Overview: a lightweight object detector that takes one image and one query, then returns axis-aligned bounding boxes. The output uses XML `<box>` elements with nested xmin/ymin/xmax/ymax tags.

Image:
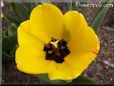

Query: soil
<box><xmin>2</xmin><ymin>61</ymin><xmax>39</xmax><ymax>85</ymax></box>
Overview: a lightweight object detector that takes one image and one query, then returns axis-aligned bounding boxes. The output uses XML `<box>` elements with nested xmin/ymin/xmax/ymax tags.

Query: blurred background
<box><xmin>1</xmin><ymin>0</ymin><xmax>114</xmax><ymax>85</ymax></box>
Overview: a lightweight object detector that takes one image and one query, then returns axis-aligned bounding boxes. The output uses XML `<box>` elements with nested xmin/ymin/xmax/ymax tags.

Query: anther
<box><xmin>48</xmin><ymin>50</ymin><xmax>53</xmax><ymax>54</ymax></box>
<box><xmin>55</xmin><ymin>56</ymin><xmax>64</xmax><ymax>63</ymax></box>
<box><xmin>44</xmin><ymin>38</ymin><xmax>70</xmax><ymax>63</ymax></box>
<box><xmin>51</xmin><ymin>37</ymin><xmax>57</xmax><ymax>42</ymax></box>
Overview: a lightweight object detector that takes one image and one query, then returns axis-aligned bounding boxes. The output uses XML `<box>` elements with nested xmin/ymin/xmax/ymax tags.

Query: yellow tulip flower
<box><xmin>15</xmin><ymin>3</ymin><xmax>100</xmax><ymax>80</ymax></box>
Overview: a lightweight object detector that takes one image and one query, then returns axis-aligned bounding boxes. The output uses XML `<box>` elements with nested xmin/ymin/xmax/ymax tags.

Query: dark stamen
<box><xmin>58</xmin><ymin>39</ymin><xmax>67</xmax><ymax>47</ymax></box>
<box><xmin>43</xmin><ymin>38</ymin><xmax>70</xmax><ymax>63</ymax></box>
<box><xmin>55</xmin><ymin>56</ymin><xmax>64</xmax><ymax>63</ymax></box>
<box><xmin>44</xmin><ymin>44</ymin><xmax>53</xmax><ymax>51</ymax></box>
<box><xmin>46</xmin><ymin>52</ymin><xmax>55</xmax><ymax>60</ymax></box>
<box><xmin>60</xmin><ymin>47</ymin><xmax>70</xmax><ymax>58</ymax></box>
<box><xmin>51</xmin><ymin>37</ymin><xmax>57</xmax><ymax>42</ymax></box>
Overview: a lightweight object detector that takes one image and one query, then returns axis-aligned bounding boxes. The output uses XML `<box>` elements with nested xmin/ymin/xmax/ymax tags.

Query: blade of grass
<box><xmin>11</xmin><ymin>3</ymin><xmax>22</xmax><ymax>22</ymax></box>
<box><xmin>40</xmin><ymin>0</ymin><xmax>51</xmax><ymax>3</ymax></box>
<box><xmin>11</xmin><ymin>2</ymin><xmax>29</xmax><ymax>22</ymax></box>
<box><xmin>89</xmin><ymin>0</ymin><xmax>108</xmax><ymax>25</ymax></box>
<box><xmin>27</xmin><ymin>3</ymin><xmax>36</xmax><ymax>14</ymax></box>
<box><xmin>82</xmin><ymin>7</ymin><xmax>88</xmax><ymax>18</ymax></box>
<box><xmin>68</xmin><ymin>0</ymin><xmax>73</xmax><ymax>10</ymax></box>
<box><xmin>4</xmin><ymin>15</ymin><xmax>20</xmax><ymax>26</ymax></box>
<box><xmin>73</xmin><ymin>0</ymin><xmax>80</xmax><ymax>10</ymax></box>
<box><xmin>90</xmin><ymin>0</ymin><xmax>113</xmax><ymax>32</ymax></box>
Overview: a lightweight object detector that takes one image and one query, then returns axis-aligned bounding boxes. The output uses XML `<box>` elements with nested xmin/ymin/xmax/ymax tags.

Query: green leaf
<box><xmin>11</xmin><ymin>2</ymin><xmax>29</xmax><ymax>22</ymax></box>
<box><xmin>8</xmin><ymin>23</ymin><xmax>17</xmax><ymax>36</ymax></box>
<box><xmin>26</xmin><ymin>3</ymin><xmax>36</xmax><ymax>15</ymax></box>
<box><xmin>2</xmin><ymin>24</ymin><xmax>18</xmax><ymax>60</ymax></box>
<box><xmin>70</xmin><ymin>75</ymin><xmax>93</xmax><ymax>84</ymax></box>
<box><xmin>90</xmin><ymin>0</ymin><xmax>113</xmax><ymax>32</ymax></box>
<box><xmin>2</xmin><ymin>36</ymin><xmax>17</xmax><ymax>60</ymax></box>
<box><xmin>33</xmin><ymin>74</ymin><xmax>69</xmax><ymax>85</ymax></box>
<box><xmin>4</xmin><ymin>14</ymin><xmax>20</xmax><ymax>26</ymax></box>
<box><xmin>33</xmin><ymin>74</ymin><xmax>92</xmax><ymax>85</ymax></box>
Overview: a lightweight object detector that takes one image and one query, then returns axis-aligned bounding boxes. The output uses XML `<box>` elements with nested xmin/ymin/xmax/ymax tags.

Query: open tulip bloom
<box><xmin>15</xmin><ymin>3</ymin><xmax>100</xmax><ymax>80</ymax></box>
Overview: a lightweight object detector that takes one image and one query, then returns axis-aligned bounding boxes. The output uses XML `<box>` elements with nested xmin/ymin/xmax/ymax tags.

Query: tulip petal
<box><xmin>63</xmin><ymin>11</ymin><xmax>100</xmax><ymax>79</ymax></box>
<box><xmin>30</xmin><ymin>3</ymin><xmax>64</xmax><ymax>43</ymax></box>
<box><xmin>18</xmin><ymin>20</ymin><xmax>44</xmax><ymax>50</ymax></box>
<box><xmin>64</xmin><ymin>11</ymin><xmax>99</xmax><ymax>54</ymax></box>
<box><xmin>63</xmin><ymin>11</ymin><xmax>87</xmax><ymax>42</ymax></box>
<box><xmin>48</xmin><ymin>62</ymin><xmax>80</xmax><ymax>80</ymax></box>
<box><xmin>68</xmin><ymin>26</ymin><xmax>99</xmax><ymax>54</ymax></box>
<box><xmin>15</xmin><ymin>47</ymin><xmax>55</xmax><ymax>74</ymax></box>
<box><xmin>65</xmin><ymin>52</ymin><xmax>97</xmax><ymax>76</ymax></box>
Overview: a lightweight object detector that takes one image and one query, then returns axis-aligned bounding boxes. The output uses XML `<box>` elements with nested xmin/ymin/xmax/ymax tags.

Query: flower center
<box><xmin>44</xmin><ymin>38</ymin><xmax>70</xmax><ymax>63</ymax></box>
